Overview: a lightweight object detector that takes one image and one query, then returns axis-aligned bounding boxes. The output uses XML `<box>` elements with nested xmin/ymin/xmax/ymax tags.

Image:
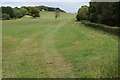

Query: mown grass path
<box><xmin>2</xmin><ymin>12</ymin><xmax>118</xmax><ymax>78</ymax></box>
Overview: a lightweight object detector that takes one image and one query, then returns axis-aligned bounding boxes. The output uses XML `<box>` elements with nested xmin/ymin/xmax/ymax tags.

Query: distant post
<box><xmin>54</xmin><ymin>8</ymin><xmax>60</xmax><ymax>19</ymax></box>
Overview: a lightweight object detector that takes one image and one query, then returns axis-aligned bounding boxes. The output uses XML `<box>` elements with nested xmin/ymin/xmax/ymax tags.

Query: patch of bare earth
<box><xmin>72</xmin><ymin>41</ymin><xmax>81</xmax><ymax>45</ymax></box>
<box><xmin>24</xmin><ymin>15</ymin><xmax>32</xmax><ymax>18</ymax></box>
<box><xmin>3</xmin><ymin>36</ymin><xmax>17</xmax><ymax>42</ymax></box>
<box><xmin>101</xmin><ymin>34</ymin><xmax>110</xmax><ymax>37</ymax></box>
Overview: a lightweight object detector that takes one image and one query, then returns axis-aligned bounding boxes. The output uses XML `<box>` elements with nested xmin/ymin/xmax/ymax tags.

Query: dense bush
<box><xmin>13</xmin><ymin>8</ymin><xmax>23</xmax><ymax>18</ymax></box>
<box><xmin>76</xmin><ymin>2</ymin><xmax>120</xmax><ymax>27</ymax></box>
<box><xmin>89</xmin><ymin>2</ymin><xmax>120</xmax><ymax>27</ymax></box>
<box><xmin>81</xmin><ymin>20</ymin><xmax>119</xmax><ymax>35</ymax></box>
<box><xmin>76</xmin><ymin>2</ymin><xmax>120</xmax><ymax>35</ymax></box>
<box><xmin>29</xmin><ymin>7</ymin><xmax>40</xmax><ymax>18</ymax></box>
<box><xmin>76</xmin><ymin>6</ymin><xmax>89</xmax><ymax>21</ymax></box>
<box><xmin>2</xmin><ymin>13</ymin><xmax>11</xmax><ymax>20</ymax></box>
<box><xmin>36</xmin><ymin>6</ymin><xmax>65</xmax><ymax>12</ymax></box>
<box><xmin>20</xmin><ymin>8</ymin><xmax>28</xmax><ymax>16</ymax></box>
<box><xmin>1</xmin><ymin>5</ymin><xmax>65</xmax><ymax>20</ymax></box>
<box><xmin>2</xmin><ymin>6</ymin><xmax>14</xmax><ymax>18</ymax></box>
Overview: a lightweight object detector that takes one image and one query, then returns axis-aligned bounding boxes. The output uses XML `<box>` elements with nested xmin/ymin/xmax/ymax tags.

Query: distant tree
<box><xmin>38</xmin><ymin>6</ymin><xmax>48</xmax><ymax>11</ymax></box>
<box><xmin>2</xmin><ymin>6</ymin><xmax>14</xmax><ymax>18</ymax></box>
<box><xmin>2</xmin><ymin>13</ymin><xmax>10</xmax><ymax>20</ymax></box>
<box><xmin>76</xmin><ymin>6</ymin><xmax>89</xmax><ymax>21</ymax></box>
<box><xmin>35</xmin><ymin>6</ymin><xmax>65</xmax><ymax>12</ymax></box>
<box><xmin>35</xmin><ymin>6</ymin><xmax>42</xmax><ymax>11</ymax></box>
<box><xmin>29</xmin><ymin>7</ymin><xmax>40</xmax><ymax>18</ymax></box>
<box><xmin>56</xmin><ymin>8</ymin><xmax>65</xmax><ymax>12</ymax></box>
<box><xmin>54</xmin><ymin>8</ymin><xmax>60</xmax><ymax>19</ymax></box>
<box><xmin>13</xmin><ymin>8</ymin><xmax>23</xmax><ymax>18</ymax></box>
<box><xmin>21</xmin><ymin>6</ymin><xmax>29</xmax><ymax>11</ymax></box>
<box><xmin>20</xmin><ymin>8</ymin><xmax>28</xmax><ymax>16</ymax></box>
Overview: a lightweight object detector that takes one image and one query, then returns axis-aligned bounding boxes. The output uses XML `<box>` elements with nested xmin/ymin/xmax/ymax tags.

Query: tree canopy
<box><xmin>2</xmin><ymin>6</ymin><xmax>14</xmax><ymax>18</ymax></box>
<box><xmin>1</xmin><ymin>5</ymin><xmax>65</xmax><ymax>20</ymax></box>
<box><xmin>28</xmin><ymin>7</ymin><xmax>40</xmax><ymax>18</ymax></box>
<box><xmin>76</xmin><ymin>6</ymin><xmax>89</xmax><ymax>21</ymax></box>
<box><xmin>76</xmin><ymin>2</ymin><xmax>120</xmax><ymax>27</ymax></box>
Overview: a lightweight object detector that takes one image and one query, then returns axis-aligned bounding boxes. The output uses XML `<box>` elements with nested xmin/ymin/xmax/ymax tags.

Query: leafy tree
<box><xmin>89</xmin><ymin>2</ymin><xmax>120</xmax><ymax>26</ymax></box>
<box><xmin>2</xmin><ymin>13</ymin><xmax>10</xmax><ymax>20</ymax></box>
<box><xmin>20</xmin><ymin>8</ymin><xmax>28</xmax><ymax>16</ymax></box>
<box><xmin>111</xmin><ymin>2</ymin><xmax>120</xmax><ymax>26</ymax></box>
<box><xmin>21</xmin><ymin>6</ymin><xmax>29</xmax><ymax>11</ymax></box>
<box><xmin>13</xmin><ymin>8</ymin><xmax>23</xmax><ymax>18</ymax></box>
<box><xmin>2</xmin><ymin>6</ymin><xmax>14</xmax><ymax>18</ymax></box>
<box><xmin>76</xmin><ymin>6</ymin><xmax>89</xmax><ymax>21</ymax></box>
<box><xmin>35</xmin><ymin>6</ymin><xmax>65</xmax><ymax>12</ymax></box>
<box><xmin>29</xmin><ymin>7</ymin><xmax>40</xmax><ymax>18</ymax></box>
<box><xmin>76</xmin><ymin>2</ymin><xmax>120</xmax><ymax>27</ymax></box>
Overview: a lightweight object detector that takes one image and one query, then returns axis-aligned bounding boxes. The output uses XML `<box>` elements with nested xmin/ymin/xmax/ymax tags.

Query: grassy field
<box><xmin>2</xmin><ymin>12</ymin><xmax>118</xmax><ymax>78</ymax></box>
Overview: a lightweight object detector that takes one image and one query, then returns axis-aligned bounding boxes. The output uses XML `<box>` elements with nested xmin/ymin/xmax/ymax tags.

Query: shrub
<box><xmin>89</xmin><ymin>2</ymin><xmax>120</xmax><ymax>27</ymax></box>
<box><xmin>2</xmin><ymin>13</ymin><xmax>10</xmax><ymax>20</ymax></box>
<box><xmin>13</xmin><ymin>8</ymin><xmax>23</xmax><ymax>18</ymax></box>
<box><xmin>2</xmin><ymin>6</ymin><xmax>14</xmax><ymax>18</ymax></box>
<box><xmin>76</xmin><ymin>6</ymin><xmax>89</xmax><ymax>21</ymax></box>
<box><xmin>20</xmin><ymin>8</ymin><xmax>28</xmax><ymax>16</ymax></box>
<box><xmin>81</xmin><ymin>20</ymin><xmax>119</xmax><ymax>35</ymax></box>
<box><xmin>29</xmin><ymin>7</ymin><xmax>40</xmax><ymax>18</ymax></box>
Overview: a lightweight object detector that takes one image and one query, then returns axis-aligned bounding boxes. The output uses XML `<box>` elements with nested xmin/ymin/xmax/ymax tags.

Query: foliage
<box><xmin>28</xmin><ymin>7</ymin><xmax>40</xmax><ymax>18</ymax></box>
<box><xmin>20</xmin><ymin>8</ymin><xmax>28</xmax><ymax>16</ymax></box>
<box><xmin>13</xmin><ymin>8</ymin><xmax>23</xmax><ymax>18</ymax></box>
<box><xmin>2</xmin><ymin>6</ymin><xmax>14</xmax><ymax>18</ymax></box>
<box><xmin>76</xmin><ymin>2</ymin><xmax>120</xmax><ymax>27</ymax></box>
<box><xmin>36</xmin><ymin>6</ymin><xmax>65</xmax><ymax>12</ymax></box>
<box><xmin>81</xmin><ymin>20</ymin><xmax>119</xmax><ymax>35</ymax></box>
<box><xmin>2</xmin><ymin>13</ymin><xmax>11</xmax><ymax>20</ymax></box>
<box><xmin>1</xmin><ymin>6</ymin><xmax>65</xmax><ymax>20</ymax></box>
<box><xmin>89</xmin><ymin>2</ymin><xmax>120</xmax><ymax>26</ymax></box>
<box><xmin>76</xmin><ymin>6</ymin><xmax>89</xmax><ymax>21</ymax></box>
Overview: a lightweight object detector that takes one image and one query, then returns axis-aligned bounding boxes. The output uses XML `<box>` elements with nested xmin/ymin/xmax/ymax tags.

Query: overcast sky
<box><xmin>1</xmin><ymin>0</ymin><xmax>90</xmax><ymax>13</ymax></box>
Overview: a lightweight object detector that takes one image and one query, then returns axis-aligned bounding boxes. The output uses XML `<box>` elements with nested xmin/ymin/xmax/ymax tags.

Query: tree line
<box><xmin>76</xmin><ymin>2</ymin><xmax>120</xmax><ymax>27</ymax></box>
<box><xmin>0</xmin><ymin>6</ymin><xmax>65</xmax><ymax>20</ymax></box>
<box><xmin>35</xmin><ymin>6</ymin><xmax>65</xmax><ymax>12</ymax></box>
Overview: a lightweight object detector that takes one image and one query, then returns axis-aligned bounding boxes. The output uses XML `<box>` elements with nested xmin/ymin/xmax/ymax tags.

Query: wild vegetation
<box><xmin>35</xmin><ymin>6</ymin><xmax>65</xmax><ymax>12</ymax></box>
<box><xmin>28</xmin><ymin>7</ymin><xmax>40</xmax><ymax>18</ymax></box>
<box><xmin>1</xmin><ymin>6</ymin><xmax>65</xmax><ymax>20</ymax></box>
<box><xmin>76</xmin><ymin>2</ymin><xmax>120</xmax><ymax>27</ymax></box>
<box><xmin>76</xmin><ymin>6</ymin><xmax>89</xmax><ymax>21</ymax></box>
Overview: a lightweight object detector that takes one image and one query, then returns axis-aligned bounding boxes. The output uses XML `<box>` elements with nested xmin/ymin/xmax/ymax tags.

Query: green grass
<box><xmin>2</xmin><ymin>11</ymin><xmax>118</xmax><ymax>78</ymax></box>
